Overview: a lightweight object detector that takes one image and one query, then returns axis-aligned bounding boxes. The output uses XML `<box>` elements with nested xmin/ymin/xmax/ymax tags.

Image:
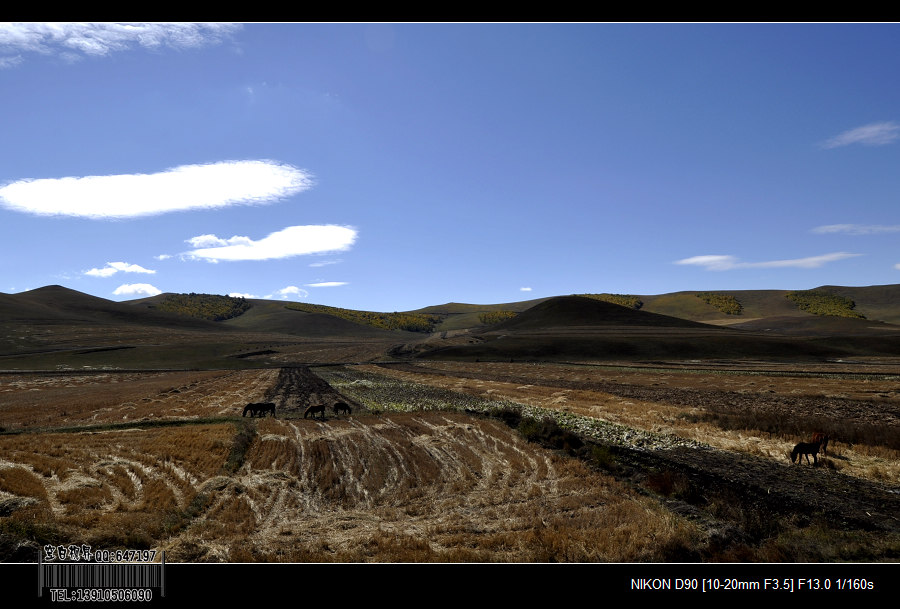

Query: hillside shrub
<box><xmin>155</xmin><ymin>293</ymin><xmax>251</xmax><ymax>321</ymax></box>
<box><xmin>478</xmin><ymin>310</ymin><xmax>518</xmax><ymax>325</ymax></box>
<box><xmin>785</xmin><ymin>290</ymin><xmax>865</xmax><ymax>319</ymax></box>
<box><xmin>696</xmin><ymin>292</ymin><xmax>743</xmax><ymax>315</ymax></box>
<box><xmin>285</xmin><ymin>303</ymin><xmax>442</xmax><ymax>332</ymax></box>
<box><xmin>576</xmin><ymin>293</ymin><xmax>643</xmax><ymax>309</ymax></box>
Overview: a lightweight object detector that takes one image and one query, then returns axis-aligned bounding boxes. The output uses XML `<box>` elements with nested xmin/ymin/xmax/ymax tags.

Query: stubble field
<box><xmin>1</xmin><ymin>359</ymin><xmax>898</xmax><ymax>563</ymax></box>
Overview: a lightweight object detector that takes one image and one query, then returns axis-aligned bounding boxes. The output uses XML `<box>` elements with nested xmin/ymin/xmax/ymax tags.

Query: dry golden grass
<box><xmin>0</xmin><ymin>369</ymin><xmax>278</xmax><ymax>430</ymax></box>
<box><xmin>4</xmin><ymin>361</ymin><xmax>894</xmax><ymax>563</ymax></box>
<box><xmin>160</xmin><ymin>411</ymin><xmax>701</xmax><ymax>562</ymax></box>
<box><xmin>365</xmin><ymin>362</ymin><xmax>900</xmax><ymax>484</ymax></box>
<box><xmin>0</xmin><ymin>423</ymin><xmax>235</xmax><ymax>549</ymax></box>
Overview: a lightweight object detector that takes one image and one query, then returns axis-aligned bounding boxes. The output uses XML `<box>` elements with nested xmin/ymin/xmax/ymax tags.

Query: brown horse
<box><xmin>791</xmin><ymin>440</ymin><xmax>823</xmax><ymax>466</ymax></box>
<box><xmin>333</xmin><ymin>402</ymin><xmax>351</xmax><ymax>416</ymax></box>
<box><xmin>811</xmin><ymin>432</ymin><xmax>829</xmax><ymax>455</ymax></box>
<box><xmin>304</xmin><ymin>404</ymin><xmax>326</xmax><ymax>420</ymax></box>
<box><xmin>243</xmin><ymin>402</ymin><xmax>276</xmax><ymax>417</ymax></box>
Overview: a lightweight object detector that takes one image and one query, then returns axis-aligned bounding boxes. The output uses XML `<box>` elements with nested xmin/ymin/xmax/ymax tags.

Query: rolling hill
<box><xmin>1</xmin><ymin>283</ymin><xmax>899</xmax><ymax>368</ymax></box>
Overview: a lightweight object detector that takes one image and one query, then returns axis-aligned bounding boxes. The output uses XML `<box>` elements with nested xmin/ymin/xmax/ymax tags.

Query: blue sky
<box><xmin>1</xmin><ymin>22</ymin><xmax>899</xmax><ymax>312</ymax></box>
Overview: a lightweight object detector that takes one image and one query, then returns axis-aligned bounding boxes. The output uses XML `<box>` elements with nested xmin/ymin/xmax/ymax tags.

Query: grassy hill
<box><xmin>3</xmin><ymin>283</ymin><xmax>900</xmax><ymax>369</ymax></box>
<box><xmin>815</xmin><ymin>284</ymin><xmax>900</xmax><ymax>325</ymax></box>
<box><xmin>487</xmin><ymin>295</ymin><xmax>716</xmax><ymax>331</ymax></box>
<box><xmin>411</xmin><ymin>298</ymin><xmax>551</xmax><ymax>331</ymax></box>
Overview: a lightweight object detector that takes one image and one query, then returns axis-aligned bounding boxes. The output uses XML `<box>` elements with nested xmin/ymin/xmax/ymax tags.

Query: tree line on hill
<box><xmin>785</xmin><ymin>290</ymin><xmax>865</xmax><ymax>319</ymax></box>
<box><xmin>576</xmin><ymin>293</ymin><xmax>644</xmax><ymax>309</ymax></box>
<box><xmin>284</xmin><ymin>302</ymin><xmax>443</xmax><ymax>332</ymax></box>
<box><xmin>696</xmin><ymin>292</ymin><xmax>743</xmax><ymax>315</ymax></box>
<box><xmin>153</xmin><ymin>293</ymin><xmax>251</xmax><ymax>321</ymax></box>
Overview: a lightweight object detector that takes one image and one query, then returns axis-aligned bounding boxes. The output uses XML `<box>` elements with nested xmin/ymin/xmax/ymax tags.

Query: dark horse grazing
<box><xmin>304</xmin><ymin>404</ymin><xmax>326</xmax><ymax>420</ymax></box>
<box><xmin>811</xmin><ymin>432</ymin><xmax>829</xmax><ymax>455</ymax></box>
<box><xmin>791</xmin><ymin>440</ymin><xmax>823</xmax><ymax>465</ymax></box>
<box><xmin>243</xmin><ymin>402</ymin><xmax>276</xmax><ymax>417</ymax></box>
<box><xmin>333</xmin><ymin>402</ymin><xmax>351</xmax><ymax>416</ymax></box>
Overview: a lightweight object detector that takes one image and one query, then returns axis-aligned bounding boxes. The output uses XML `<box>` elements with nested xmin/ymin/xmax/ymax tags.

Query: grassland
<box><xmin>2</xmin><ymin>359</ymin><xmax>898</xmax><ymax>564</ymax></box>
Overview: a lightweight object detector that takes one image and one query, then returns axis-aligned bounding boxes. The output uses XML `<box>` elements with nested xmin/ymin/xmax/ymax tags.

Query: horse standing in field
<box><xmin>304</xmin><ymin>404</ymin><xmax>326</xmax><ymax>420</ymax></box>
<box><xmin>243</xmin><ymin>402</ymin><xmax>277</xmax><ymax>417</ymax></box>
<box><xmin>811</xmin><ymin>432</ymin><xmax>829</xmax><ymax>455</ymax></box>
<box><xmin>333</xmin><ymin>402</ymin><xmax>351</xmax><ymax>416</ymax></box>
<box><xmin>791</xmin><ymin>440</ymin><xmax>823</xmax><ymax>466</ymax></box>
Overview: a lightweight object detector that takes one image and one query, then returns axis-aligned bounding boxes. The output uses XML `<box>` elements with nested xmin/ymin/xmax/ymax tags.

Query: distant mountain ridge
<box><xmin>2</xmin><ymin>284</ymin><xmax>900</xmax><ymax>366</ymax></box>
<box><xmin>4</xmin><ymin>282</ymin><xmax>900</xmax><ymax>339</ymax></box>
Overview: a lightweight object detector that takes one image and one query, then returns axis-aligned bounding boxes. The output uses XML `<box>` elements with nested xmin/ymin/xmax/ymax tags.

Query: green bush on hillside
<box><xmin>155</xmin><ymin>293</ymin><xmax>251</xmax><ymax>321</ymax></box>
<box><xmin>576</xmin><ymin>293</ymin><xmax>643</xmax><ymax>309</ymax></box>
<box><xmin>785</xmin><ymin>290</ymin><xmax>865</xmax><ymax>319</ymax></box>
<box><xmin>696</xmin><ymin>292</ymin><xmax>743</xmax><ymax>315</ymax></box>
<box><xmin>284</xmin><ymin>302</ymin><xmax>442</xmax><ymax>332</ymax></box>
<box><xmin>478</xmin><ymin>310</ymin><xmax>518</xmax><ymax>325</ymax></box>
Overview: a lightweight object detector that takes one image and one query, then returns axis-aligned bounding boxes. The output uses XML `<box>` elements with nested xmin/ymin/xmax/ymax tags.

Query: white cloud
<box><xmin>812</xmin><ymin>224</ymin><xmax>900</xmax><ymax>235</ymax></box>
<box><xmin>305</xmin><ymin>282</ymin><xmax>347</xmax><ymax>288</ymax></box>
<box><xmin>822</xmin><ymin>121</ymin><xmax>900</xmax><ymax>149</ymax></box>
<box><xmin>0</xmin><ymin>55</ymin><xmax>22</xmax><ymax>68</ymax></box>
<box><xmin>187</xmin><ymin>225</ymin><xmax>357</xmax><ymax>261</ymax></box>
<box><xmin>155</xmin><ymin>254</ymin><xmax>172</xmax><ymax>261</ymax></box>
<box><xmin>0</xmin><ymin>23</ymin><xmax>240</xmax><ymax>66</ymax></box>
<box><xmin>674</xmin><ymin>252</ymin><xmax>861</xmax><ymax>271</ymax></box>
<box><xmin>0</xmin><ymin>160</ymin><xmax>312</xmax><ymax>219</ymax></box>
<box><xmin>228</xmin><ymin>292</ymin><xmax>256</xmax><ymax>299</ymax></box>
<box><xmin>112</xmin><ymin>283</ymin><xmax>162</xmax><ymax>297</ymax></box>
<box><xmin>895</xmin><ymin>263</ymin><xmax>900</xmax><ymax>271</ymax></box>
<box><xmin>309</xmin><ymin>259</ymin><xmax>341</xmax><ymax>268</ymax></box>
<box><xmin>674</xmin><ymin>255</ymin><xmax>739</xmax><ymax>271</ymax></box>
<box><xmin>186</xmin><ymin>234</ymin><xmax>254</xmax><ymax>248</ymax></box>
<box><xmin>520</xmin><ymin>287</ymin><xmax>532</xmax><ymax>292</ymax></box>
<box><xmin>265</xmin><ymin>286</ymin><xmax>309</xmax><ymax>300</ymax></box>
<box><xmin>85</xmin><ymin>261</ymin><xmax>155</xmax><ymax>277</ymax></box>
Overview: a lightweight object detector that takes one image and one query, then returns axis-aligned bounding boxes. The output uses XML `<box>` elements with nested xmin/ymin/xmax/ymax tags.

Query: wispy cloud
<box><xmin>520</xmin><ymin>287</ymin><xmax>533</xmax><ymax>292</ymax></box>
<box><xmin>186</xmin><ymin>234</ymin><xmax>253</xmax><ymax>248</ymax></box>
<box><xmin>309</xmin><ymin>259</ymin><xmax>341</xmax><ymax>268</ymax></box>
<box><xmin>0</xmin><ymin>23</ymin><xmax>240</xmax><ymax>66</ymax></box>
<box><xmin>265</xmin><ymin>286</ymin><xmax>309</xmax><ymax>300</ymax></box>
<box><xmin>186</xmin><ymin>225</ymin><xmax>357</xmax><ymax>261</ymax></box>
<box><xmin>0</xmin><ymin>160</ymin><xmax>312</xmax><ymax>219</ymax></box>
<box><xmin>85</xmin><ymin>261</ymin><xmax>155</xmax><ymax>278</ymax></box>
<box><xmin>674</xmin><ymin>252</ymin><xmax>861</xmax><ymax>271</ymax></box>
<box><xmin>112</xmin><ymin>283</ymin><xmax>161</xmax><ymax>297</ymax></box>
<box><xmin>821</xmin><ymin>121</ymin><xmax>900</xmax><ymax>149</ymax></box>
<box><xmin>812</xmin><ymin>223</ymin><xmax>900</xmax><ymax>235</ymax></box>
<box><xmin>305</xmin><ymin>282</ymin><xmax>347</xmax><ymax>288</ymax></box>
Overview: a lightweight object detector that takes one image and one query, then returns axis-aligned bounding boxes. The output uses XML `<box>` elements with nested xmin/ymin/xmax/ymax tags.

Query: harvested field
<box><xmin>0</xmin><ymin>369</ymin><xmax>278</xmax><ymax>429</ymax></box>
<box><xmin>0</xmin><ymin>366</ymin><xmax>698</xmax><ymax>563</ymax></box>
<box><xmin>162</xmin><ymin>412</ymin><xmax>696</xmax><ymax>562</ymax></box>
<box><xmin>1</xmin><ymin>361</ymin><xmax>898</xmax><ymax>564</ymax></box>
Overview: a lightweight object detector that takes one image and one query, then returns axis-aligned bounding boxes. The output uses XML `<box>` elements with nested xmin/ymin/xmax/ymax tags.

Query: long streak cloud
<box><xmin>812</xmin><ymin>224</ymin><xmax>900</xmax><ymax>235</ymax></box>
<box><xmin>822</xmin><ymin>121</ymin><xmax>900</xmax><ymax>149</ymax></box>
<box><xmin>674</xmin><ymin>252</ymin><xmax>861</xmax><ymax>271</ymax></box>
<box><xmin>0</xmin><ymin>160</ymin><xmax>313</xmax><ymax>219</ymax></box>
<box><xmin>187</xmin><ymin>225</ymin><xmax>358</xmax><ymax>261</ymax></box>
